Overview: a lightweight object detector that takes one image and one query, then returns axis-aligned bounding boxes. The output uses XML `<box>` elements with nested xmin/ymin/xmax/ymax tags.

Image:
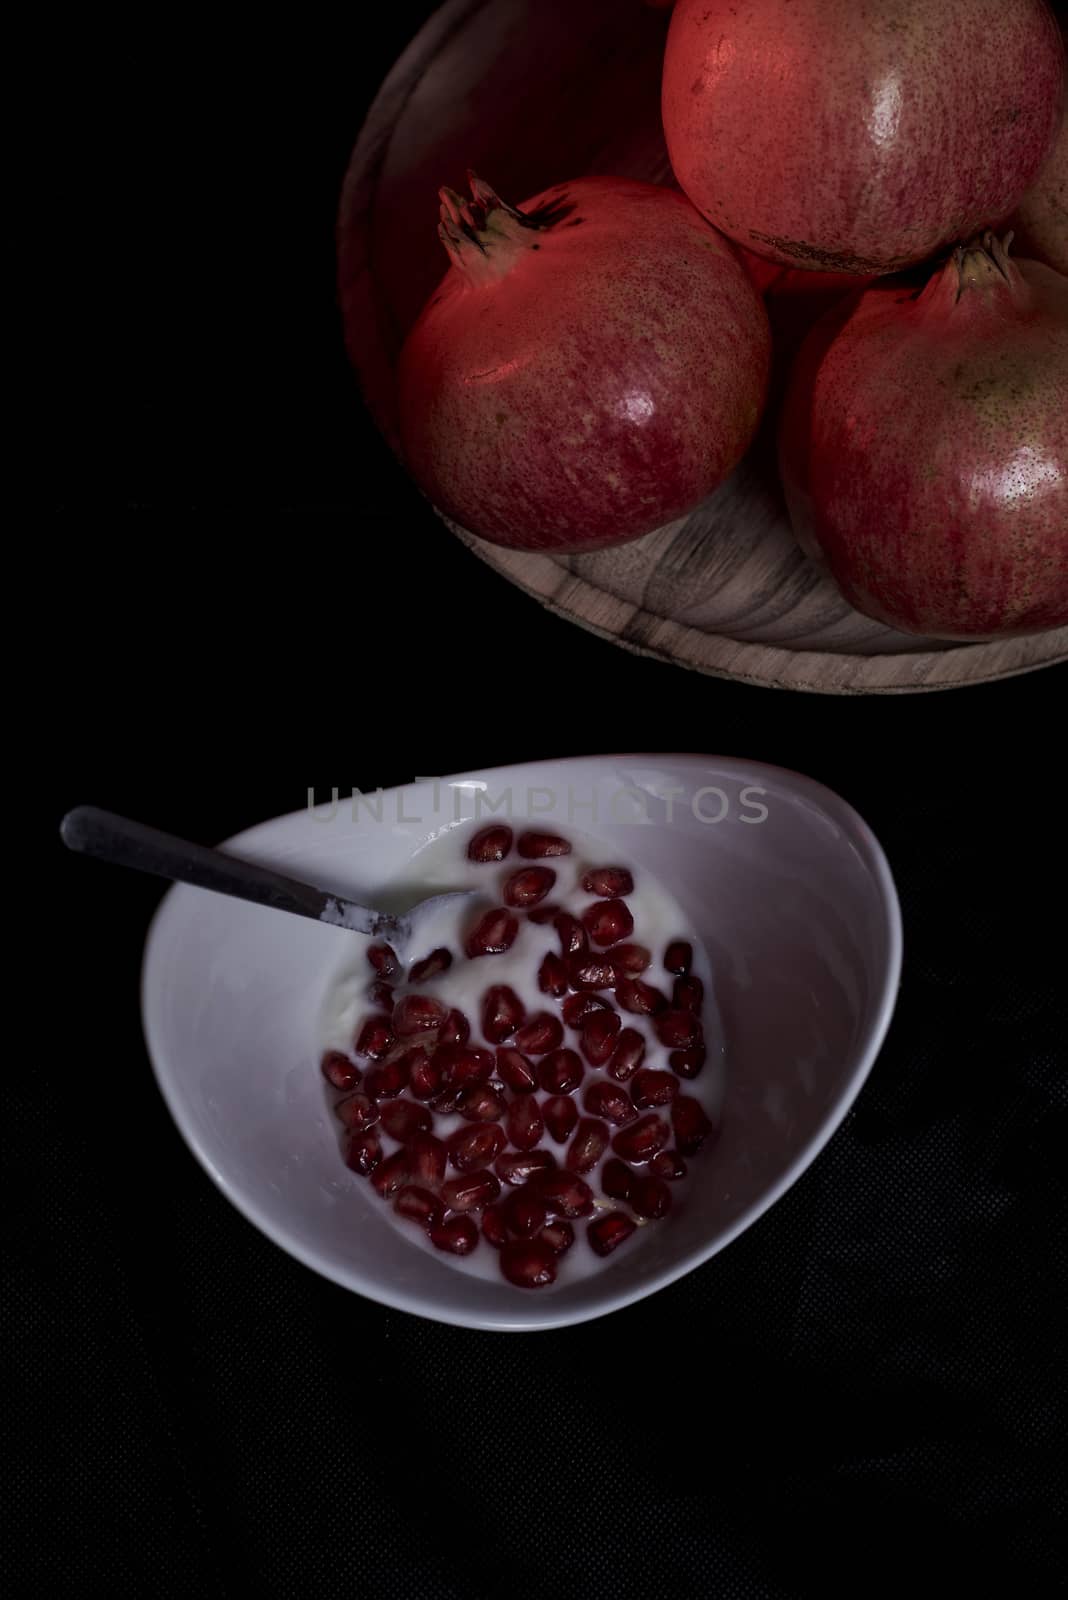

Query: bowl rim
<box><xmin>141</xmin><ymin>753</ymin><xmax>903</xmax><ymax>1331</ymax></box>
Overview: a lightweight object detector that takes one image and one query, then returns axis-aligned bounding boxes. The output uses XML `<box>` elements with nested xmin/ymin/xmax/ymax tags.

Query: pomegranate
<box><xmin>448</xmin><ymin>1124</ymin><xmax>506</xmax><ymax>1173</ymax></box>
<box><xmin>504</xmin><ymin>867</ymin><xmax>556</xmax><ymax>907</ymax></box>
<box><xmin>663</xmin><ymin>941</ymin><xmax>692</xmax><ymax>976</ymax></box>
<box><xmin>430</xmin><ymin>1216</ymin><xmax>479</xmax><ymax>1256</ymax></box>
<box><xmin>467</xmin><ymin>825</ymin><xmax>513</xmax><ymax>862</ymax></box>
<box><xmin>565</xmin><ymin>1118</ymin><xmax>611</xmax><ymax>1175</ymax></box>
<box><xmin>321</xmin><ymin>1051</ymin><xmax>359</xmax><ymax>1091</ymax></box>
<box><xmin>408</xmin><ymin>948</ymin><xmax>452</xmax><ymax>983</ymax></box>
<box><xmin>607</xmin><ymin>1029</ymin><xmax>646</xmax><ymax>1082</ymax></box>
<box><xmin>465</xmin><ymin>908</ymin><xmax>519</xmax><ymax>958</ymax></box>
<box><xmin>581</xmin><ymin>898</ymin><xmax>634</xmax><ymax>948</ymax></box>
<box><xmin>780</xmin><ymin>233</ymin><xmax>1068</xmax><ymax>637</ymax></box>
<box><xmin>1009</xmin><ymin>91</ymin><xmax>1068</xmax><ymax>274</ymax></box>
<box><xmin>495</xmin><ymin>1149</ymin><xmax>557</xmax><ymax>1187</ymax></box>
<box><xmin>588</xmin><ymin>1213</ymin><xmax>637</xmax><ymax>1257</ymax></box>
<box><xmin>397</xmin><ymin>173</ymin><xmax>770</xmax><ymax>552</ymax></box>
<box><xmin>663</xmin><ymin>0</ymin><xmax>1065</xmax><ymax>275</ymax></box>
<box><xmin>500</xmin><ymin>1240</ymin><xmax>557</xmax><ymax>1289</ymax></box>
<box><xmin>518</xmin><ymin>832</ymin><xmax>572</xmax><ymax>859</ymax></box>
<box><xmin>581</xmin><ymin>867</ymin><xmax>634</xmax><ymax>898</ymax></box>
<box><xmin>344</xmin><ymin>1131</ymin><xmax>382</xmax><ymax>1177</ymax></box>
<box><xmin>495</xmin><ymin>1048</ymin><xmax>538</xmax><ymax>1095</ymax></box>
<box><xmin>610</xmin><ymin>944</ymin><xmax>651</xmax><ymax>978</ymax></box>
<box><xmin>543</xmin><ymin>1096</ymin><xmax>579</xmax><ymax>1145</ymax></box>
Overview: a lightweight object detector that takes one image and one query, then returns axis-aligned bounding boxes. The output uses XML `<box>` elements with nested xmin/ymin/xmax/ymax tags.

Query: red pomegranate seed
<box><xmin>370</xmin><ymin>1149</ymin><xmax>409</xmax><ymax>1198</ymax></box>
<box><xmin>612</xmin><ymin>1114</ymin><xmax>670</xmax><ymax>1164</ymax></box>
<box><xmin>405</xmin><ymin>1133</ymin><xmax>448</xmax><ymax>1187</ymax></box>
<box><xmin>501</xmin><ymin>1188</ymin><xmax>548</xmax><ymax>1238</ymax></box>
<box><xmin>563</xmin><ymin>992</ymin><xmax>610</xmax><ymax>1028</ymax></box>
<box><xmin>481</xmin><ymin>985</ymin><xmax>526</xmax><ymax>1044</ymax></box>
<box><xmin>363</xmin><ymin>1056</ymin><xmax>412</xmax><ymax>1100</ymax></box>
<box><xmin>394</xmin><ymin>1185</ymin><xmax>445</xmax><ymax>1230</ymax></box>
<box><xmin>616</xmin><ymin>978</ymin><xmax>668</xmax><ymax>1016</ymax></box>
<box><xmin>607</xmin><ymin>1028</ymin><xmax>646</xmax><ymax>1082</ymax></box>
<box><xmin>321</xmin><ymin>1051</ymin><xmax>360</xmax><ymax>1091</ymax></box>
<box><xmin>495</xmin><ymin>1048</ymin><xmax>538</xmax><ymax>1094</ymax></box>
<box><xmin>409</xmin><ymin>1053</ymin><xmax>444</xmax><ymax>1100</ymax></box>
<box><xmin>465</xmin><ymin>908</ymin><xmax>519</xmax><ymax>958</ymax></box>
<box><xmin>457</xmin><ymin>1083</ymin><xmax>506</xmax><ymax>1123</ymax></box>
<box><xmin>568</xmin><ymin>953</ymin><xmax>617</xmax><ymax>991</ymax></box>
<box><xmin>537</xmin><ymin>1048</ymin><xmax>584</xmax><ymax>1095</ymax></box>
<box><xmin>601</xmin><ymin>1158</ymin><xmax>634</xmax><ymax>1201</ymax></box>
<box><xmin>581</xmin><ymin>898</ymin><xmax>635</xmax><ymax>948</ymax></box>
<box><xmin>439</xmin><ymin>1045</ymin><xmax>495</xmax><ymax>1089</ymax></box>
<box><xmin>379</xmin><ymin>1100</ymin><xmax>432</xmax><ymax>1142</ymax></box>
<box><xmin>630</xmin><ymin>1069</ymin><xmax>679</xmax><ymax>1109</ymax></box>
<box><xmin>408</xmin><ymin>947</ymin><xmax>453</xmax><ymax>984</ymax></box>
<box><xmin>336</xmin><ymin>1091</ymin><xmax>380</xmax><ymax>1132</ymax></box>
<box><xmin>555</xmin><ymin>912</ymin><xmax>589</xmax><ymax>958</ymax></box>
<box><xmin>494</xmin><ymin>1149</ymin><xmax>556</xmax><ymax>1187</ymax></box>
<box><xmin>447</xmin><ymin>1123</ymin><xmax>506</xmax><ymax>1172</ymax></box>
<box><xmin>664</xmin><ymin>940</ymin><xmax>693</xmax><ymax>976</ymax></box>
<box><xmin>513</xmin><ymin>1013</ymin><xmax>564</xmax><ymax>1056</ymax></box>
<box><xmin>672</xmin><ymin>1096</ymin><xmax>714</xmax><ymax>1155</ymax></box>
<box><xmin>673</xmin><ymin>975</ymin><xmax>704</xmax><ymax>1012</ymax></box>
<box><xmin>503</xmin><ymin>866</ymin><xmax>556</xmax><ymax>907</ymax></box>
<box><xmin>588</xmin><ymin>1212</ymin><xmax>637</xmax><ymax>1256</ymax></box>
<box><xmin>580</xmin><ymin>1009</ymin><xmax>622</xmax><ymax>1067</ymax></box>
<box><xmin>584</xmin><ymin>1081</ymin><xmax>637</xmax><ymax>1126</ymax></box>
<box><xmin>655</xmin><ymin>1009</ymin><xmax>702</xmax><ymax>1049</ymax></box>
<box><xmin>650</xmin><ymin>1150</ymin><xmax>687</xmax><ymax>1181</ymax></box>
<box><xmin>565</xmin><ymin>1117</ymin><xmax>610</xmax><ymax>1174</ymax></box>
<box><xmin>610</xmin><ymin>943</ymin><xmax>651</xmax><ymax>978</ymax></box>
<box><xmin>669</xmin><ymin>1047</ymin><xmax>706</xmax><ymax>1079</ymax></box>
<box><xmin>439</xmin><ymin>1008</ymin><xmax>471</xmax><ymax>1047</ymax></box>
<box><xmin>355</xmin><ymin>1017</ymin><xmax>395</xmax><ymax>1059</ymax></box>
<box><xmin>368</xmin><ymin>980</ymin><xmax>395</xmax><ymax>1010</ymax></box>
<box><xmin>467</xmin><ymin>824</ymin><xmax>513</xmax><ymax>862</ymax></box>
<box><xmin>429</xmin><ymin>1215</ymin><xmax>479</xmax><ymax>1255</ymax></box>
<box><xmin>344</xmin><ymin>1129</ymin><xmax>382</xmax><ymax>1176</ymax></box>
<box><xmin>527</xmin><ymin>902</ymin><xmax>563</xmax><ymax>925</ymax></box>
<box><xmin>538</xmin><ymin>951</ymin><xmax>570</xmax><ymax>999</ymax></box>
<box><xmin>481</xmin><ymin>1205</ymin><xmax>508</xmax><ymax>1248</ymax></box>
<box><xmin>517</xmin><ymin>831</ymin><xmax>572</xmax><ymax>859</ymax></box>
<box><xmin>367</xmin><ymin>942</ymin><xmax>401</xmax><ymax>979</ymax></box>
<box><xmin>506</xmin><ymin>1094</ymin><xmax>545</xmax><ymax>1152</ymax></box>
<box><xmin>630</xmin><ymin>1175</ymin><xmax>672</xmax><ymax>1219</ymax></box>
<box><xmin>429</xmin><ymin>1086</ymin><xmax>461</xmax><ymax>1114</ymax></box>
<box><xmin>539</xmin><ymin>1219</ymin><xmax>574</xmax><ymax>1255</ymax></box>
<box><xmin>500</xmin><ymin>1239</ymin><xmax>557</xmax><ymax>1287</ymax></box>
<box><xmin>527</xmin><ymin>1169</ymin><xmax>594</xmax><ymax>1218</ymax></box>
<box><xmin>392</xmin><ymin>994</ymin><xmax>448</xmax><ymax>1037</ymax></box>
<box><xmin>442</xmin><ymin>1169</ymin><xmax>501</xmax><ymax>1212</ymax></box>
<box><xmin>543</xmin><ymin>1095</ymin><xmax>579</xmax><ymax>1145</ymax></box>
<box><xmin>582</xmin><ymin>866</ymin><xmax>635</xmax><ymax>898</ymax></box>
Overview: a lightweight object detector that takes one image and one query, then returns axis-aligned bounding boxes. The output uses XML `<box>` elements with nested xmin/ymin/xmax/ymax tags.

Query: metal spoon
<box><xmin>59</xmin><ymin>806</ymin><xmax>481</xmax><ymax>954</ymax></box>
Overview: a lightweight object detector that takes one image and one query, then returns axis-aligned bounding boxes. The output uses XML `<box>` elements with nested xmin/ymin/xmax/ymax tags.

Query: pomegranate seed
<box><xmin>448</xmin><ymin>1123</ymin><xmax>506</xmax><ymax>1172</ymax></box>
<box><xmin>370</xmin><ymin>1149</ymin><xmax>409</xmax><ymax>1198</ymax></box>
<box><xmin>367</xmin><ymin>942</ymin><xmax>401</xmax><ymax>979</ymax></box>
<box><xmin>582</xmin><ymin>866</ymin><xmax>635</xmax><ymax>897</ymax></box>
<box><xmin>481</xmin><ymin>1205</ymin><xmax>508</xmax><ymax>1248</ymax></box>
<box><xmin>429</xmin><ymin>1215</ymin><xmax>479</xmax><ymax>1255</ymax></box>
<box><xmin>336</xmin><ymin>1091</ymin><xmax>379</xmax><ymax>1132</ymax></box>
<box><xmin>439</xmin><ymin>1008</ymin><xmax>471</xmax><ymax>1046</ymax></box>
<box><xmin>344</xmin><ymin>1130</ymin><xmax>382</xmax><ymax>1176</ymax></box>
<box><xmin>563</xmin><ymin>992</ymin><xmax>610</xmax><ymax>1028</ymax></box>
<box><xmin>610</xmin><ymin>943</ymin><xmax>651</xmax><ymax>978</ymax></box>
<box><xmin>672</xmin><ymin>1096</ymin><xmax>715</xmax><ymax>1155</ymax></box>
<box><xmin>505</xmin><ymin>1094</ymin><xmax>545</xmax><ymax>1152</ymax></box>
<box><xmin>601</xmin><ymin>1158</ymin><xmax>634</xmax><ymax>1201</ymax></box>
<box><xmin>612</xmin><ymin>1114</ymin><xmax>670</xmax><ymax>1164</ymax></box>
<box><xmin>581</xmin><ymin>898</ymin><xmax>634</xmax><ymax>948</ymax></box>
<box><xmin>495</xmin><ymin>1149</ymin><xmax>556</xmax><ymax>1186</ymax></box>
<box><xmin>669</xmin><ymin>1047</ymin><xmax>706</xmax><ymax>1079</ymax></box>
<box><xmin>664</xmin><ymin>940</ymin><xmax>693</xmax><ymax>976</ymax></box>
<box><xmin>465</xmin><ymin>907</ymin><xmax>519</xmax><ymax>958</ymax></box>
<box><xmin>537</xmin><ymin>1048</ymin><xmax>584</xmax><ymax>1095</ymax></box>
<box><xmin>650</xmin><ymin>1150</ymin><xmax>687</xmax><ymax>1181</ymax></box>
<box><xmin>501</xmin><ymin>1188</ymin><xmax>548</xmax><ymax>1238</ymax></box>
<box><xmin>630</xmin><ymin>1175</ymin><xmax>672</xmax><ymax>1219</ymax></box>
<box><xmin>368</xmin><ymin>980</ymin><xmax>395</xmax><ymax>1010</ymax></box>
<box><xmin>555</xmin><ymin>912</ymin><xmax>589</xmax><ymax>958</ymax></box>
<box><xmin>565</xmin><ymin>1117</ymin><xmax>610</xmax><ymax>1174</ymax></box>
<box><xmin>588</xmin><ymin>1212</ymin><xmax>636</xmax><ymax>1257</ymax></box>
<box><xmin>456</xmin><ymin>1083</ymin><xmax>506</xmax><ymax>1122</ymax></box>
<box><xmin>321</xmin><ymin>1051</ymin><xmax>360</xmax><ymax>1091</ymax></box>
<box><xmin>481</xmin><ymin>985</ymin><xmax>526</xmax><ymax>1044</ymax></box>
<box><xmin>495</xmin><ymin>1048</ymin><xmax>538</xmax><ymax>1094</ymax></box>
<box><xmin>392</xmin><ymin>994</ymin><xmax>448</xmax><ymax>1037</ymax></box>
<box><xmin>630</xmin><ymin>1069</ymin><xmax>679</xmax><ymax>1109</ymax></box>
<box><xmin>527</xmin><ymin>902</ymin><xmax>563</xmax><ymax>925</ymax></box>
<box><xmin>439</xmin><ymin>1045</ymin><xmax>495</xmax><ymax>1089</ymax></box>
<box><xmin>616</xmin><ymin>978</ymin><xmax>668</xmax><ymax>1015</ymax></box>
<box><xmin>568</xmin><ymin>954</ymin><xmax>617</xmax><ymax>991</ymax></box>
<box><xmin>513</xmin><ymin>1013</ymin><xmax>564</xmax><ymax>1056</ymax></box>
<box><xmin>655</xmin><ymin>1010</ymin><xmax>702</xmax><ymax>1049</ymax></box>
<box><xmin>467</xmin><ymin>824</ymin><xmax>513</xmax><ymax>862</ymax></box>
<box><xmin>527</xmin><ymin>1169</ymin><xmax>594</xmax><ymax>1218</ymax></box>
<box><xmin>405</xmin><ymin>1133</ymin><xmax>448</xmax><ymax>1187</ymax></box>
<box><xmin>442</xmin><ymin>1170</ymin><xmax>501</xmax><ymax>1212</ymax></box>
<box><xmin>539</xmin><ymin>1219</ymin><xmax>574</xmax><ymax>1255</ymax></box>
<box><xmin>607</xmin><ymin>1028</ymin><xmax>646</xmax><ymax>1082</ymax></box>
<box><xmin>409</xmin><ymin>1053</ymin><xmax>444</xmax><ymax>1100</ymax></box>
<box><xmin>538</xmin><ymin>951</ymin><xmax>570</xmax><ymax>998</ymax></box>
<box><xmin>503</xmin><ymin>866</ymin><xmax>556</xmax><ymax>907</ymax></box>
<box><xmin>408</xmin><ymin>947</ymin><xmax>453</xmax><ymax>983</ymax></box>
<box><xmin>355</xmin><ymin>1017</ymin><xmax>395</xmax><ymax>1059</ymax></box>
<box><xmin>673</xmin><ymin>975</ymin><xmax>704</xmax><ymax>1012</ymax></box>
<box><xmin>500</xmin><ymin>1239</ymin><xmax>557</xmax><ymax>1287</ymax></box>
<box><xmin>363</xmin><ymin>1056</ymin><xmax>412</xmax><ymax>1099</ymax></box>
<box><xmin>543</xmin><ymin>1095</ymin><xmax>579</xmax><ymax>1144</ymax></box>
<box><xmin>517</xmin><ymin>831</ymin><xmax>571</xmax><ymax>859</ymax></box>
<box><xmin>584</xmin><ymin>1081</ymin><xmax>637</xmax><ymax>1125</ymax></box>
<box><xmin>429</xmin><ymin>1086</ymin><xmax>461</xmax><ymax>1114</ymax></box>
<box><xmin>379</xmin><ymin>1100</ymin><xmax>432</xmax><ymax>1142</ymax></box>
<box><xmin>394</xmin><ymin>1185</ymin><xmax>445</xmax><ymax>1230</ymax></box>
<box><xmin>580</xmin><ymin>1009</ymin><xmax>622</xmax><ymax>1066</ymax></box>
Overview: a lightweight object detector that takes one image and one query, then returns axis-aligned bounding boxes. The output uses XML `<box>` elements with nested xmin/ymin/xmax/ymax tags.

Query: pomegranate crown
<box><xmin>436</xmin><ymin>171</ymin><xmax>572</xmax><ymax>284</ymax></box>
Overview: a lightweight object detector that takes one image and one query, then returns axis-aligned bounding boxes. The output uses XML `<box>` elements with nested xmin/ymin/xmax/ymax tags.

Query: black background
<box><xmin>27</xmin><ymin>1</ymin><xmax>1068</xmax><ymax>1594</ymax></box>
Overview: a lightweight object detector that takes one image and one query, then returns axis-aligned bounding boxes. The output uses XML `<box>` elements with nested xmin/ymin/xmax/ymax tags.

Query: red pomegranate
<box><xmin>397</xmin><ymin>173</ymin><xmax>770</xmax><ymax>552</ymax></box>
<box><xmin>663</xmin><ymin>0</ymin><xmax>1065</xmax><ymax>275</ymax></box>
<box><xmin>1009</xmin><ymin>88</ymin><xmax>1068</xmax><ymax>275</ymax></box>
<box><xmin>779</xmin><ymin>234</ymin><xmax>1068</xmax><ymax>639</ymax></box>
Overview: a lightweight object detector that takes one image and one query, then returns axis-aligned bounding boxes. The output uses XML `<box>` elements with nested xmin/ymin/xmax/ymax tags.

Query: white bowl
<box><xmin>141</xmin><ymin>755</ymin><xmax>902</xmax><ymax>1331</ymax></box>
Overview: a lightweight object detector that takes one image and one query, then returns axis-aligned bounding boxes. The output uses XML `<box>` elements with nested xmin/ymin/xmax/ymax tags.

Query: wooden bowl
<box><xmin>338</xmin><ymin>0</ymin><xmax>1068</xmax><ymax>694</ymax></box>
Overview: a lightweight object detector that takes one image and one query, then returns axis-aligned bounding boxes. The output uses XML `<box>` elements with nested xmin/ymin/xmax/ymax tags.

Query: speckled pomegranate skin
<box><xmin>1010</xmin><ymin>91</ymin><xmax>1068</xmax><ymax>274</ymax></box>
<box><xmin>663</xmin><ymin>0</ymin><xmax>1065</xmax><ymax>274</ymax></box>
<box><xmin>779</xmin><ymin>243</ymin><xmax>1068</xmax><ymax>639</ymax></box>
<box><xmin>397</xmin><ymin>177</ymin><xmax>770</xmax><ymax>553</ymax></box>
